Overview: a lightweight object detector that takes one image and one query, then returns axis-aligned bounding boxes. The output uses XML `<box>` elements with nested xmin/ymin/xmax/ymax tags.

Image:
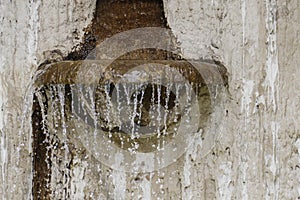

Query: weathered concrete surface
<box><xmin>0</xmin><ymin>1</ymin><xmax>96</xmax><ymax>199</ymax></box>
<box><xmin>0</xmin><ymin>0</ymin><xmax>299</xmax><ymax>199</ymax></box>
<box><xmin>164</xmin><ymin>0</ymin><xmax>300</xmax><ymax>199</ymax></box>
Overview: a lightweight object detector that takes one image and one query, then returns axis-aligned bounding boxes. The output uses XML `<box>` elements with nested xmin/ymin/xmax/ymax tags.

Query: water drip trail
<box><xmin>163</xmin><ymin>82</ymin><xmax>172</xmax><ymax>136</ymax></box>
<box><xmin>35</xmin><ymin>89</ymin><xmax>52</xmax><ymax>175</ymax></box>
<box><xmin>137</xmin><ymin>86</ymin><xmax>145</xmax><ymax>129</ymax></box>
<box><xmin>104</xmin><ymin>83</ymin><xmax>113</xmax><ymax>138</ymax></box>
<box><xmin>57</xmin><ymin>85</ymin><xmax>71</xmax><ymax>199</ymax></box>
<box><xmin>131</xmin><ymin>84</ymin><xmax>139</xmax><ymax>140</ymax></box>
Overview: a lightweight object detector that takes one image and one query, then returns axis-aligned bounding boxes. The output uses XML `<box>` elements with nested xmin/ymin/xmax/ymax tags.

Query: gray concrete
<box><xmin>0</xmin><ymin>0</ymin><xmax>299</xmax><ymax>199</ymax></box>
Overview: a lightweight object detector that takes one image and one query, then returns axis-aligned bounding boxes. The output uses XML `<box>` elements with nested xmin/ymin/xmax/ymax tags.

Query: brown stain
<box><xmin>32</xmin><ymin>88</ymin><xmax>51</xmax><ymax>199</ymax></box>
<box><xmin>32</xmin><ymin>0</ymin><xmax>229</xmax><ymax>198</ymax></box>
<box><xmin>33</xmin><ymin>0</ymin><xmax>172</xmax><ymax>199</ymax></box>
<box><xmin>66</xmin><ymin>0</ymin><xmax>172</xmax><ymax>61</ymax></box>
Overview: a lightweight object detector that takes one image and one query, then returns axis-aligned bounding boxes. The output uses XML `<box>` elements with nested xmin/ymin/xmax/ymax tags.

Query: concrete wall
<box><xmin>0</xmin><ymin>0</ymin><xmax>299</xmax><ymax>199</ymax></box>
<box><xmin>164</xmin><ymin>0</ymin><xmax>300</xmax><ymax>199</ymax></box>
<box><xmin>0</xmin><ymin>1</ymin><xmax>96</xmax><ymax>198</ymax></box>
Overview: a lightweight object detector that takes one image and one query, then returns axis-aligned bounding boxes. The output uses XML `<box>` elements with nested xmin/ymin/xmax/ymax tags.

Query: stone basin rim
<box><xmin>34</xmin><ymin>60</ymin><xmax>227</xmax><ymax>86</ymax></box>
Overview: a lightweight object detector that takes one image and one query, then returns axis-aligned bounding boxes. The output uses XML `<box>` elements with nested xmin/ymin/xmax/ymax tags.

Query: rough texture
<box><xmin>0</xmin><ymin>0</ymin><xmax>299</xmax><ymax>199</ymax></box>
<box><xmin>66</xmin><ymin>0</ymin><xmax>170</xmax><ymax>60</ymax></box>
<box><xmin>37</xmin><ymin>1</ymin><xmax>96</xmax><ymax>61</ymax></box>
<box><xmin>0</xmin><ymin>1</ymin><xmax>96</xmax><ymax>199</ymax></box>
<box><xmin>164</xmin><ymin>0</ymin><xmax>300</xmax><ymax>199</ymax></box>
